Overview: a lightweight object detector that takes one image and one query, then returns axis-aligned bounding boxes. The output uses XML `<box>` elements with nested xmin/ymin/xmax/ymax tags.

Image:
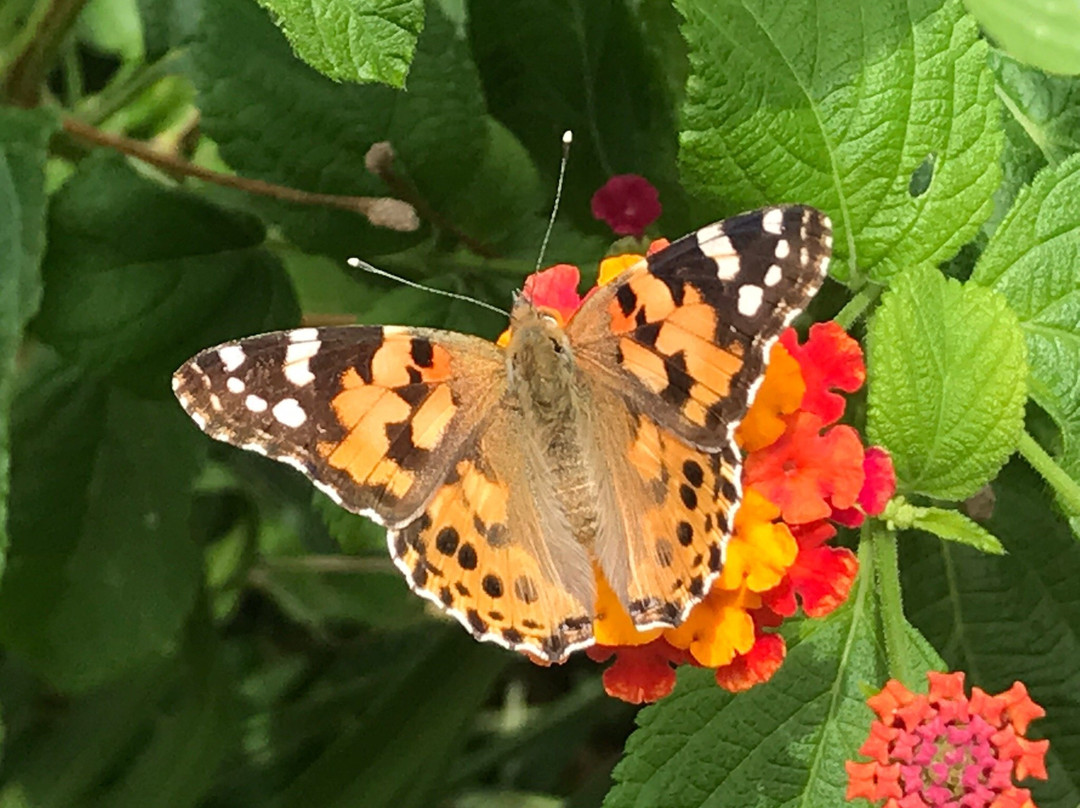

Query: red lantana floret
<box><xmin>846</xmin><ymin>672</ymin><xmax>1049</xmax><ymax>808</ymax></box>
<box><xmin>586</xmin><ymin>639</ymin><xmax>688</xmax><ymax>704</ymax></box>
<box><xmin>780</xmin><ymin>322</ymin><xmax>865</xmax><ymax>425</ymax></box>
<box><xmin>590</xmin><ymin>174</ymin><xmax>662</xmax><ymax>236</ymax></box>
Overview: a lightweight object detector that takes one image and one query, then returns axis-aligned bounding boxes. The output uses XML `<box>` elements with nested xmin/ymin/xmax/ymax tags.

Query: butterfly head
<box><xmin>506</xmin><ymin>297</ymin><xmax>576</xmax><ymax>407</ymax></box>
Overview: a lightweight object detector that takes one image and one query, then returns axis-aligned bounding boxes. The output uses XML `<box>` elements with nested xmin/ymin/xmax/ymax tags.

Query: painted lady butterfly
<box><xmin>173</xmin><ymin>206</ymin><xmax>831</xmax><ymax>662</ymax></box>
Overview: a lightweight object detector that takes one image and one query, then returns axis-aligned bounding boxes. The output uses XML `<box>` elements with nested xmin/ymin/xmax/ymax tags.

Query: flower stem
<box><xmin>2</xmin><ymin>0</ymin><xmax>90</xmax><ymax>106</ymax></box>
<box><xmin>866</xmin><ymin>521</ymin><xmax>917</xmax><ymax>687</ymax></box>
<box><xmin>60</xmin><ymin>117</ymin><xmax>420</xmax><ymax>231</ymax></box>
<box><xmin>833</xmin><ymin>283</ymin><xmax>882</xmax><ymax>330</ymax></box>
<box><xmin>1017</xmin><ymin>429</ymin><xmax>1080</xmax><ymax>519</ymax></box>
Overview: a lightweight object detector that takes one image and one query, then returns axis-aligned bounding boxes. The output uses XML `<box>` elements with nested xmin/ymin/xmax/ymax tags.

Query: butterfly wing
<box><xmin>392</xmin><ymin>404</ymin><xmax>595</xmax><ymax>663</ymax></box>
<box><xmin>174</xmin><ymin>324</ymin><xmax>594</xmax><ymax>661</ymax></box>
<box><xmin>173</xmin><ymin>325</ymin><xmax>506</xmax><ymax>525</ymax></box>
<box><xmin>568</xmin><ymin>205</ymin><xmax>831</xmax><ymax>626</ymax></box>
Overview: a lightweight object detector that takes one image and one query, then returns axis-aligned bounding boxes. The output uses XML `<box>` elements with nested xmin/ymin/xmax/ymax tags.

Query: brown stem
<box><xmin>3</xmin><ymin>0</ymin><xmax>90</xmax><ymax>107</ymax></box>
<box><xmin>257</xmin><ymin>555</ymin><xmax>398</xmax><ymax>574</ymax></box>
<box><xmin>61</xmin><ymin>117</ymin><xmax>420</xmax><ymax>231</ymax></box>
<box><xmin>365</xmin><ymin>140</ymin><xmax>498</xmax><ymax>258</ymax></box>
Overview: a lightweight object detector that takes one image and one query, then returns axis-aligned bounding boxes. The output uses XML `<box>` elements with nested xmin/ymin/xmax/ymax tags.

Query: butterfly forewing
<box><xmin>172</xmin><ymin>325</ymin><xmax>505</xmax><ymax>525</ymax></box>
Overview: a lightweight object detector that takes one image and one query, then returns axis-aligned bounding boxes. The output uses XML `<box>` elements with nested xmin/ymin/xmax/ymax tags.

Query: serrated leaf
<box><xmin>604</xmin><ymin>574</ymin><xmax>940</xmax><ymax>808</ymax></box>
<box><xmin>964</xmin><ymin>0</ymin><xmax>1080</xmax><ymax>75</ymax></box>
<box><xmin>0</xmin><ymin>361</ymin><xmax>204</xmax><ymax>692</ymax></box>
<box><xmin>867</xmin><ymin>264</ymin><xmax>1028</xmax><ymax>500</ymax></box>
<box><xmin>31</xmin><ymin>154</ymin><xmax>298</xmax><ymax>392</ymax></box>
<box><xmin>189</xmin><ymin>0</ymin><xmax>486</xmax><ymax>260</ymax></box>
<box><xmin>989</xmin><ymin>49</ymin><xmax>1080</xmax><ymax>232</ymax></box>
<box><xmin>676</xmin><ymin>0</ymin><xmax>1002</xmax><ymax>284</ymax></box>
<box><xmin>885</xmin><ymin>499</ymin><xmax>1005</xmax><ymax>554</ymax></box>
<box><xmin>0</xmin><ymin>107</ymin><xmax>56</xmax><ymax>580</ymax></box>
<box><xmin>256</xmin><ymin>0</ymin><xmax>423</xmax><ymax>87</ymax></box>
<box><xmin>901</xmin><ymin>461</ymin><xmax>1080</xmax><ymax>803</ymax></box>
<box><xmin>971</xmin><ymin>154</ymin><xmax>1080</xmax><ymax>506</ymax></box>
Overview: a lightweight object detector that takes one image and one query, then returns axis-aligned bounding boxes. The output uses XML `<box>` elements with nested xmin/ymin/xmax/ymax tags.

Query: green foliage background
<box><xmin>0</xmin><ymin>0</ymin><xmax>1078</xmax><ymax>806</ymax></box>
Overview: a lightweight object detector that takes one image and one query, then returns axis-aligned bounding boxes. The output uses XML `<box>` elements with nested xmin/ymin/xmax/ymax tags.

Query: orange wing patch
<box><xmin>619</xmin><ymin>414</ymin><xmax>739</xmax><ymax>628</ymax></box>
<box><xmin>391</xmin><ymin>449</ymin><xmax>595</xmax><ymax>663</ymax></box>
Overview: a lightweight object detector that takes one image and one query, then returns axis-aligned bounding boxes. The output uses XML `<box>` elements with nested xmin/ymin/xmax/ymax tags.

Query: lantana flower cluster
<box><xmin>519</xmin><ymin>245</ymin><xmax>896</xmax><ymax>704</ymax></box>
<box><xmin>846</xmin><ymin>672</ymin><xmax>1049</xmax><ymax>808</ymax></box>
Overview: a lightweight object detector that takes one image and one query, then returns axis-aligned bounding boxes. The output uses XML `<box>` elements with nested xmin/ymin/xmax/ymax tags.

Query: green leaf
<box><xmin>676</xmin><ymin>0</ymin><xmax>1002</xmax><ymax>285</ymax></box>
<box><xmin>468</xmin><ymin>0</ymin><xmax>686</xmax><ymax>236</ymax></box>
<box><xmin>971</xmin><ymin>154</ymin><xmax>1080</xmax><ymax>502</ymax></box>
<box><xmin>276</xmin><ymin>629</ymin><xmax>509</xmax><ymax>808</ymax></box>
<box><xmin>4</xmin><ymin>637</ymin><xmax>238</xmax><ymax>808</ymax></box>
<box><xmin>991</xmin><ymin>49</ymin><xmax>1080</xmax><ymax>224</ymax></box>
<box><xmin>2</xmin><ymin>663</ymin><xmax>171</xmax><ymax>807</ymax></box>
<box><xmin>252</xmin><ymin>559</ymin><xmax>428</xmax><ymax>631</ymax></box>
<box><xmin>31</xmin><ymin>153</ymin><xmax>298</xmax><ymax>392</ymax></box>
<box><xmin>884</xmin><ymin>498</ymin><xmax>1005</xmax><ymax>554</ymax></box>
<box><xmin>0</xmin><ymin>361</ymin><xmax>204</xmax><ymax>692</ymax></box>
<box><xmin>255</xmin><ymin>0</ymin><xmax>424</xmax><ymax>87</ymax></box>
<box><xmin>136</xmin><ymin>0</ymin><xmax>200</xmax><ymax>58</ymax></box>
<box><xmin>963</xmin><ymin>0</ymin><xmax>1080</xmax><ymax>75</ymax></box>
<box><xmin>78</xmin><ymin>0</ymin><xmax>144</xmax><ymax>61</ymax></box>
<box><xmin>901</xmin><ymin>461</ymin><xmax>1080</xmax><ymax>803</ymax></box>
<box><xmin>0</xmin><ymin>107</ymin><xmax>55</xmax><ymax>581</ymax></box>
<box><xmin>604</xmin><ymin>573</ymin><xmax>940</xmax><ymax>808</ymax></box>
<box><xmin>189</xmin><ymin>0</ymin><xmax>487</xmax><ymax>260</ymax></box>
<box><xmin>867</xmin><ymin>264</ymin><xmax>1028</xmax><ymax>500</ymax></box>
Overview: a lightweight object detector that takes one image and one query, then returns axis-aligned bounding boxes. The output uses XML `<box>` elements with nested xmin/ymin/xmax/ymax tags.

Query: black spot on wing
<box><xmin>410</xmin><ymin>337</ymin><xmax>434</xmax><ymax>368</ymax></box>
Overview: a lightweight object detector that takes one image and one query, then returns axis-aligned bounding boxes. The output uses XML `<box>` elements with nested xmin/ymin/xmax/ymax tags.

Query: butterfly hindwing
<box><xmin>391</xmin><ymin>406</ymin><xmax>596</xmax><ymax>662</ymax></box>
<box><xmin>172</xmin><ymin>325</ymin><xmax>505</xmax><ymax>525</ymax></box>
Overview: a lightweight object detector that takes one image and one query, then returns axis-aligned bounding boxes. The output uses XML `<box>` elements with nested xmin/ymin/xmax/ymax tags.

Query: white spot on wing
<box><xmin>700</xmin><ymin>233</ymin><xmax>734</xmax><ymax>262</ymax></box>
<box><xmin>775</xmin><ymin>239</ymin><xmax>790</xmax><ymax>259</ymax></box>
<box><xmin>272</xmin><ymin>398</ymin><xmax>307</xmax><ymax>427</ymax></box>
<box><xmin>764</xmin><ymin>265</ymin><xmax>783</xmax><ymax>287</ymax></box>
<box><xmin>715</xmin><ymin>257</ymin><xmax>740</xmax><ymax>281</ymax></box>
<box><xmin>171</xmin><ymin>374</ymin><xmax>181</xmax><ymax>392</ymax></box>
<box><xmin>246</xmin><ymin>394</ymin><xmax>268</xmax><ymax>413</ymax></box>
<box><xmin>696</xmin><ymin>222</ymin><xmax>725</xmax><ymax>244</ymax></box>
<box><xmin>762</xmin><ymin>208</ymin><xmax>783</xmax><ymax>235</ymax></box>
<box><xmin>288</xmin><ymin>327</ymin><xmax>319</xmax><ymax>343</ymax></box>
<box><xmin>210</xmin><ymin>394</ymin><xmax>222</xmax><ymax>410</ymax></box>
<box><xmin>738</xmin><ymin>285</ymin><xmax>764</xmax><ymax>317</ymax></box>
<box><xmin>226</xmin><ymin>377</ymin><xmax>245</xmax><ymax>394</ymax></box>
<box><xmin>284</xmin><ymin>340</ymin><xmax>319</xmax><ymax>387</ymax></box>
<box><xmin>218</xmin><ymin>345</ymin><xmax>246</xmax><ymax>372</ymax></box>
<box><xmin>191</xmin><ymin>412</ymin><xmax>207</xmax><ymax>430</ymax></box>
<box><xmin>240</xmin><ymin>442</ymin><xmax>268</xmax><ymax>456</ymax></box>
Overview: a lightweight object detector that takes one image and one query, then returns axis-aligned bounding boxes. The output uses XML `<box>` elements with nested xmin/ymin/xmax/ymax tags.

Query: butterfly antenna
<box><xmin>535</xmin><ymin>129</ymin><xmax>573</xmax><ymax>271</ymax></box>
<box><xmin>346</xmin><ymin>257</ymin><xmax>509</xmax><ymax>317</ymax></box>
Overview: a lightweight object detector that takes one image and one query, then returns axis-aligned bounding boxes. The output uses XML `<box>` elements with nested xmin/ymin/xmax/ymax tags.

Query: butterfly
<box><xmin>173</xmin><ymin>205</ymin><xmax>831</xmax><ymax>663</ymax></box>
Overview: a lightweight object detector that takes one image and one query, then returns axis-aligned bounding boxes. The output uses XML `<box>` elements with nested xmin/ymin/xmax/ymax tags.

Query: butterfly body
<box><xmin>174</xmin><ymin>205</ymin><xmax>832</xmax><ymax>662</ymax></box>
